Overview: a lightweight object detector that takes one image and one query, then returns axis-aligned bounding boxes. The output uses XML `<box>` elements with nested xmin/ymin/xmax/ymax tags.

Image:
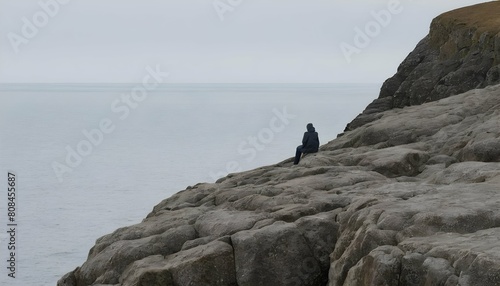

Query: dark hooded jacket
<box><xmin>302</xmin><ymin>123</ymin><xmax>319</xmax><ymax>153</ymax></box>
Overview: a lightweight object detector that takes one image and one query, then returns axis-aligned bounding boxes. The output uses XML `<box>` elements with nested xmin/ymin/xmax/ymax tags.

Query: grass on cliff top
<box><xmin>438</xmin><ymin>1</ymin><xmax>500</xmax><ymax>34</ymax></box>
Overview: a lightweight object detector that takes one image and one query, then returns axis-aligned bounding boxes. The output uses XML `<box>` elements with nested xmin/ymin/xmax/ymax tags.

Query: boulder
<box><xmin>120</xmin><ymin>240</ymin><xmax>237</xmax><ymax>286</ymax></box>
<box><xmin>232</xmin><ymin>221</ymin><xmax>325</xmax><ymax>286</ymax></box>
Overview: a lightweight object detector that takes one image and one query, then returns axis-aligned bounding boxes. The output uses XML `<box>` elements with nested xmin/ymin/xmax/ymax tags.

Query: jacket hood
<box><xmin>307</xmin><ymin>123</ymin><xmax>315</xmax><ymax>132</ymax></box>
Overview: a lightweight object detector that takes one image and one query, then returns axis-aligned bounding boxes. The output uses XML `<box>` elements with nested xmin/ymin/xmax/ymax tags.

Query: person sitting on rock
<box><xmin>294</xmin><ymin>123</ymin><xmax>319</xmax><ymax>165</ymax></box>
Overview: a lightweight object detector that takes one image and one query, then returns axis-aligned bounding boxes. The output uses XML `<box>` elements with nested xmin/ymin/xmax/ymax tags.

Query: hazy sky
<box><xmin>0</xmin><ymin>0</ymin><xmax>490</xmax><ymax>84</ymax></box>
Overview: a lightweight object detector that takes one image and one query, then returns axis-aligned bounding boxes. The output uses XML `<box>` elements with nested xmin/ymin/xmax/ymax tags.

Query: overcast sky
<box><xmin>0</xmin><ymin>0</ymin><xmax>490</xmax><ymax>84</ymax></box>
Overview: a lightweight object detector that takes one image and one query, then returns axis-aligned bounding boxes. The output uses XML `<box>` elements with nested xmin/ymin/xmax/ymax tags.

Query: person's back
<box><xmin>294</xmin><ymin>123</ymin><xmax>319</xmax><ymax>165</ymax></box>
<box><xmin>302</xmin><ymin>123</ymin><xmax>319</xmax><ymax>153</ymax></box>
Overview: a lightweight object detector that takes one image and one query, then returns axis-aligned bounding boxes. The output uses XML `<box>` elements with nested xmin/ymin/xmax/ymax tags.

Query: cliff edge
<box><xmin>346</xmin><ymin>1</ymin><xmax>500</xmax><ymax>131</ymax></box>
<box><xmin>59</xmin><ymin>2</ymin><xmax>500</xmax><ymax>286</ymax></box>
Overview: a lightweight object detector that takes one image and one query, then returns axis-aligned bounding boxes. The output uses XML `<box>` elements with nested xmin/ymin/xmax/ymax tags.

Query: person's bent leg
<box><xmin>294</xmin><ymin>146</ymin><xmax>303</xmax><ymax>165</ymax></box>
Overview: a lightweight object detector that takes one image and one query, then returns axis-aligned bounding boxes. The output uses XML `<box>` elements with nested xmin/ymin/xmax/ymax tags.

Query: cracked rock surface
<box><xmin>59</xmin><ymin>84</ymin><xmax>500</xmax><ymax>286</ymax></box>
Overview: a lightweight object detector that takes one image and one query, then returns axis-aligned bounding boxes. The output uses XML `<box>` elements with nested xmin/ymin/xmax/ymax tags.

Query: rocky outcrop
<box><xmin>59</xmin><ymin>84</ymin><xmax>500</xmax><ymax>286</ymax></box>
<box><xmin>59</xmin><ymin>3</ymin><xmax>500</xmax><ymax>286</ymax></box>
<box><xmin>346</xmin><ymin>1</ymin><xmax>500</xmax><ymax>131</ymax></box>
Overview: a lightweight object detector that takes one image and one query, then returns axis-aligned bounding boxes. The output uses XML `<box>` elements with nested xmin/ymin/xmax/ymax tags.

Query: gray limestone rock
<box><xmin>120</xmin><ymin>240</ymin><xmax>237</xmax><ymax>286</ymax></box>
<box><xmin>344</xmin><ymin>246</ymin><xmax>404</xmax><ymax>286</ymax></box>
<box><xmin>59</xmin><ymin>85</ymin><xmax>500</xmax><ymax>286</ymax></box>
<box><xmin>231</xmin><ymin>221</ymin><xmax>323</xmax><ymax>286</ymax></box>
<box><xmin>59</xmin><ymin>3</ymin><xmax>500</xmax><ymax>286</ymax></box>
<box><xmin>345</xmin><ymin>2</ymin><xmax>500</xmax><ymax>132</ymax></box>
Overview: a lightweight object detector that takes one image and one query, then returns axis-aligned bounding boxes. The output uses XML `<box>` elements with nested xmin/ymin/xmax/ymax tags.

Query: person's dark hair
<box><xmin>306</xmin><ymin>123</ymin><xmax>315</xmax><ymax>132</ymax></box>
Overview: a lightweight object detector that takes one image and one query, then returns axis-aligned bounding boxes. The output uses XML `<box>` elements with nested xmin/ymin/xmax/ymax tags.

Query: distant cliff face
<box><xmin>346</xmin><ymin>1</ymin><xmax>500</xmax><ymax>131</ymax></box>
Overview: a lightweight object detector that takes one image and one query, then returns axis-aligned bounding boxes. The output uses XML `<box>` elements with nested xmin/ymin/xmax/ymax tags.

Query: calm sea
<box><xmin>0</xmin><ymin>83</ymin><xmax>378</xmax><ymax>285</ymax></box>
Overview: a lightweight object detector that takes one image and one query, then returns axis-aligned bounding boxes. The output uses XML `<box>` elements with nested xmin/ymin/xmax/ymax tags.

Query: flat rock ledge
<box><xmin>59</xmin><ymin>84</ymin><xmax>500</xmax><ymax>286</ymax></box>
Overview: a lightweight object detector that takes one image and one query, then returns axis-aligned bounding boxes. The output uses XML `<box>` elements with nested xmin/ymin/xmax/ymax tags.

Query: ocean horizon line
<box><xmin>0</xmin><ymin>82</ymin><xmax>380</xmax><ymax>92</ymax></box>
